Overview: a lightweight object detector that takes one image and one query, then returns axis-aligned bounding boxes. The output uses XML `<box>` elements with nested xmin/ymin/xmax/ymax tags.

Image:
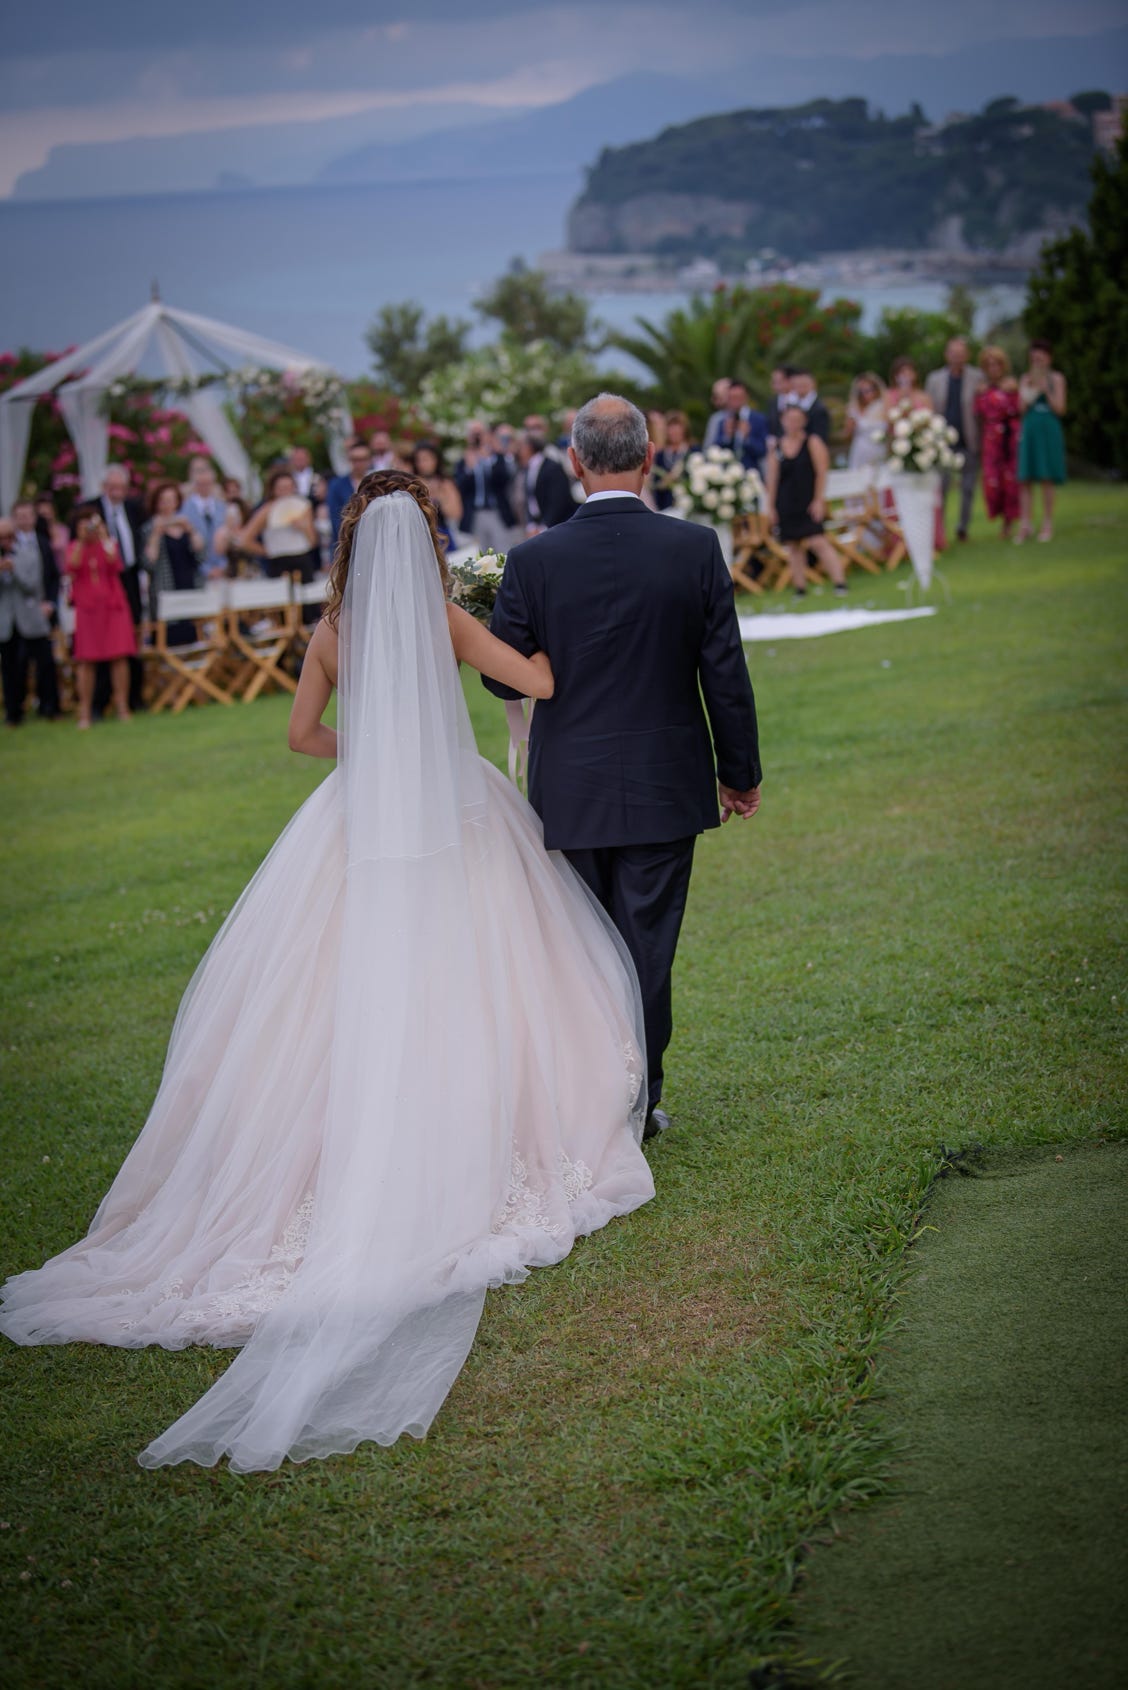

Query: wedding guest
<box><xmin>287</xmin><ymin>444</ymin><xmax>316</xmax><ymax>498</ymax></box>
<box><xmin>97</xmin><ymin>464</ymin><xmax>145</xmax><ymax>711</ymax></box>
<box><xmin>518</xmin><ymin>431</ymin><xmax>574</xmax><ymax>533</ymax></box>
<box><xmin>884</xmin><ymin>357</ymin><xmax>932</xmax><ymax>417</ymax></box>
<box><xmin>214</xmin><ymin>497</ymin><xmax>255</xmax><ymax>577</ymax></box>
<box><xmin>454</xmin><ymin>425</ymin><xmax>519</xmax><ymax>551</ymax></box>
<box><xmin>764</xmin><ymin>403</ymin><xmax>846</xmax><ymax>597</ymax></box>
<box><xmin>238</xmin><ymin>468</ymin><xmax>316</xmax><ymax>580</ymax></box>
<box><xmin>65</xmin><ymin>505</ymin><xmax>136</xmax><ymax>729</ymax></box>
<box><xmin>144</xmin><ymin>482</ymin><xmax>204</xmax><ymax>642</ymax></box>
<box><xmin>973</xmin><ymin>347</ymin><xmax>1021</xmax><ymax>539</ymax></box>
<box><xmin>710</xmin><ymin>376</ymin><xmax>732</xmax><ymax>414</ymax></box>
<box><xmin>14</xmin><ymin>495</ymin><xmax>60</xmax><ymax>615</ymax></box>
<box><xmin>765</xmin><ymin>365</ymin><xmax>792</xmax><ymax>446</ymax></box>
<box><xmin>788</xmin><ymin>369</ymin><xmax>831</xmax><ymax>444</ymax></box>
<box><xmin>1</xmin><ymin>511</ymin><xmax>59</xmax><ymax>723</ymax></box>
<box><xmin>704</xmin><ymin>379</ymin><xmax>768</xmax><ymax>470</ymax></box>
<box><xmin>370</xmin><ymin>429</ymin><xmax>396</xmax><ymax>471</ymax></box>
<box><xmin>926</xmin><ymin>337</ymin><xmax>983</xmax><ymax>542</ymax></box>
<box><xmin>555</xmin><ymin>408</ymin><xmax>579</xmax><ymax>452</ymax></box>
<box><xmin>1016</xmin><ymin>340</ymin><xmax>1067</xmax><ymax>543</ymax></box>
<box><xmin>410</xmin><ymin>441</ymin><xmax>463</xmax><ymax>548</ymax></box>
<box><xmin>221</xmin><ymin>476</ymin><xmax>244</xmax><ymax>502</ymax></box>
<box><xmin>327</xmin><ymin>438</ymin><xmax>375</xmax><ymax>546</ymax></box>
<box><xmin>311</xmin><ymin>476</ymin><xmax>333</xmax><ymax>569</ymax></box>
<box><xmin>180</xmin><ymin>458</ymin><xmax>227</xmax><ymax>580</ymax></box>
<box><xmin>651</xmin><ymin>411</ymin><xmax>692</xmax><ymax>511</ymax></box>
<box><xmin>845</xmin><ymin>373</ymin><xmax>887</xmax><ymax>471</ymax></box>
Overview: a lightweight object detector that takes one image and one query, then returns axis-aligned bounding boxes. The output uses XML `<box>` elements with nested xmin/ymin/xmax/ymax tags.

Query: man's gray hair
<box><xmin>571</xmin><ymin>393</ymin><xmax>649</xmax><ymax>474</ymax></box>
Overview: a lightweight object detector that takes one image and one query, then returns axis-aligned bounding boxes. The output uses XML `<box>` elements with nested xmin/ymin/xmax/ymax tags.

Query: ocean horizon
<box><xmin>0</xmin><ymin>175</ymin><xmax>1024</xmax><ymax>380</ymax></box>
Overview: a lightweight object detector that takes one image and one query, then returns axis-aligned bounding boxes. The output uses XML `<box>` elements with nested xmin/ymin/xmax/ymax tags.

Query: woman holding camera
<box><xmin>65</xmin><ymin>505</ymin><xmax>137</xmax><ymax>729</ymax></box>
<box><xmin>144</xmin><ymin>481</ymin><xmax>204</xmax><ymax>645</ymax></box>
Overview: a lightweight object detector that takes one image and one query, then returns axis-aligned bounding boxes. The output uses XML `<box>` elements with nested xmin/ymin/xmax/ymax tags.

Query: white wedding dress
<box><xmin>0</xmin><ymin>494</ymin><xmax>654</xmax><ymax>1471</ymax></box>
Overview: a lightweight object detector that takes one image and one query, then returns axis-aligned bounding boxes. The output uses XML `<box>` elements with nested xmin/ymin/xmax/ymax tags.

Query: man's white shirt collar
<box><xmin>584</xmin><ymin>490</ymin><xmax>644</xmax><ymax>504</ymax></box>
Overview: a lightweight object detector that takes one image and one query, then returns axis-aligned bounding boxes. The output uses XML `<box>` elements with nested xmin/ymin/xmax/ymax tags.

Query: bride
<box><xmin>0</xmin><ymin>473</ymin><xmax>654</xmax><ymax>1472</ymax></box>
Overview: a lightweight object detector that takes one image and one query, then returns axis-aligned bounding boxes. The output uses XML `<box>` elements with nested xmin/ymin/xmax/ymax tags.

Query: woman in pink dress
<box><xmin>66</xmin><ymin>505</ymin><xmax>137</xmax><ymax>729</ymax></box>
<box><xmin>974</xmin><ymin>346</ymin><xmax>1021</xmax><ymax>539</ymax></box>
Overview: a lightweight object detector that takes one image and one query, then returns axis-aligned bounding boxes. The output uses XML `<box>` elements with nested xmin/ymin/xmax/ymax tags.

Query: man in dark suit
<box><xmin>789</xmin><ymin>369</ymin><xmax>831</xmax><ymax>444</ymax></box>
<box><xmin>453</xmin><ymin>426</ymin><xmax>519</xmax><ymax>551</ymax></box>
<box><xmin>703</xmin><ymin>379</ymin><xmax>769</xmax><ymax>472</ymax></box>
<box><xmin>485</xmin><ymin>394</ymin><xmax>762</xmax><ymax>1139</ymax></box>
<box><xmin>327</xmin><ymin>438</ymin><xmax>375</xmax><ymax>547</ymax></box>
<box><xmin>97</xmin><ymin>464</ymin><xmax>145</xmax><ymax>711</ymax></box>
<box><xmin>518</xmin><ymin>430</ymin><xmax>575</xmax><ymax>533</ymax></box>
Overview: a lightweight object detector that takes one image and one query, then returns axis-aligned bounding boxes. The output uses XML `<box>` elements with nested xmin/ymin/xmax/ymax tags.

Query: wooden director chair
<box><xmin>224</xmin><ymin>578</ymin><xmax>298</xmax><ymax>702</ymax></box>
<box><xmin>145</xmin><ymin>585</ymin><xmax>234</xmax><ymax>714</ymax></box>
<box><xmin>823</xmin><ymin>469</ymin><xmax>885</xmax><ymax>580</ymax></box>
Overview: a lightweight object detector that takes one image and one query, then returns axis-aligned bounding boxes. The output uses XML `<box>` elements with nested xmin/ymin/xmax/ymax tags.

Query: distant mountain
<box><xmin>568</xmin><ymin>95</ymin><xmax>1106</xmax><ymax>262</ymax></box>
<box><xmin>9</xmin><ymin>25</ymin><xmax>1126</xmax><ymax>205</ymax></box>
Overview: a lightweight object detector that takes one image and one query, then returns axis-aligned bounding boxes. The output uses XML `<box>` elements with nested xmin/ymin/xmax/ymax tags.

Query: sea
<box><xmin>0</xmin><ymin>174</ymin><xmax>1025</xmax><ymax>378</ymax></box>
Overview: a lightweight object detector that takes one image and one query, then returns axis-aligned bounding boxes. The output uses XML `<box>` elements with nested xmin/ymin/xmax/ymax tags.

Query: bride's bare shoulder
<box><xmin>310</xmin><ymin>616</ymin><xmax>339</xmax><ymax>684</ymax></box>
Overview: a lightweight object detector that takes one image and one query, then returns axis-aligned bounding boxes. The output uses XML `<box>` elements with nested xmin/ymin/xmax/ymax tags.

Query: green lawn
<box><xmin>1</xmin><ymin>484</ymin><xmax>1125</xmax><ymax>1688</ymax></box>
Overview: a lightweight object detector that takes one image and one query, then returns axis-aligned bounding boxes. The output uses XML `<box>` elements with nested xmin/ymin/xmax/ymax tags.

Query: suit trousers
<box><xmin>941</xmin><ymin>451</ymin><xmax>978</xmax><ymax>538</ymax></box>
<box><xmin>564</xmin><ymin>837</ymin><xmax>697</xmax><ymax>1110</ymax></box>
<box><xmin>1</xmin><ymin>633</ymin><xmax>22</xmax><ymax>724</ymax></box>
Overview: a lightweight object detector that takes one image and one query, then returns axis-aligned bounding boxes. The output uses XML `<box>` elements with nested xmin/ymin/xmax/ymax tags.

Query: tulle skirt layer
<box><xmin>0</xmin><ymin>760</ymin><xmax>653</xmax><ymax>1470</ymax></box>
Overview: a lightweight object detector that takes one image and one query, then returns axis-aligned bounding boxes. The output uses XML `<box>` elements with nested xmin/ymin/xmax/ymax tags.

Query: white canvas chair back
<box><xmin>293</xmin><ymin>577</ymin><xmax>328</xmax><ymax>607</ymax></box>
<box><xmin>156</xmin><ymin>585</ymin><xmax>227</xmax><ymax>621</ymax></box>
<box><xmin>225</xmin><ymin>578</ymin><xmax>293</xmax><ymax>614</ymax></box>
<box><xmin>825</xmin><ymin>468</ymin><xmax>876</xmax><ymax>502</ymax></box>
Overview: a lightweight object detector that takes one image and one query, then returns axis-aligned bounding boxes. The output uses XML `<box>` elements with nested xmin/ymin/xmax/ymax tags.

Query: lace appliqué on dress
<box><xmin>492</xmin><ymin>1150</ymin><xmax>594</xmax><ymax>1239</ymax></box>
<box><xmin>118</xmin><ymin>1196</ymin><xmax>315</xmax><ymax>1335</ymax></box>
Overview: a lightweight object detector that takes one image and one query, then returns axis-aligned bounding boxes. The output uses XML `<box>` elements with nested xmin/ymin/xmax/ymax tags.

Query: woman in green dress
<box><xmin>1016</xmin><ymin>339</ymin><xmax>1067</xmax><ymax>543</ymax></box>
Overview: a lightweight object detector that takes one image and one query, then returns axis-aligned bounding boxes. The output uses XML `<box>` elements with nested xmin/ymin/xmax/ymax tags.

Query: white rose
<box><xmin>706</xmin><ymin>447</ymin><xmax>725</xmax><ymax>464</ymax></box>
<box><xmin>918</xmin><ymin>450</ymin><xmax>935</xmax><ymax>468</ymax></box>
<box><xmin>718</xmin><ymin>506</ymin><xmax>735</xmax><ymax>524</ymax></box>
<box><xmin>892</xmin><ymin>439</ymin><xmax>911</xmax><ymax>458</ymax></box>
<box><xmin>703</xmin><ymin>490</ymin><xmax>719</xmax><ymax>509</ymax></box>
<box><xmin>871</xmin><ymin>428</ymin><xmax>886</xmax><ymax>442</ymax></box>
<box><xmin>893</xmin><ymin>419</ymin><xmax>911</xmax><ymax>439</ymax></box>
<box><xmin>947</xmin><ymin>426</ymin><xmax>959</xmax><ymax>444</ymax></box>
<box><xmin>910</xmin><ymin>407</ymin><xmax>930</xmax><ymax>424</ymax></box>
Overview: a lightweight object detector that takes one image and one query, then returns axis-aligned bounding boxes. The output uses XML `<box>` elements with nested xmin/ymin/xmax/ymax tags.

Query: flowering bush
<box><xmin>877</xmin><ymin>401</ymin><xmax>964</xmax><ymax>474</ymax></box>
<box><xmin>673</xmin><ymin>447</ymin><xmax>766</xmax><ymax>523</ymax></box>
<box><xmin>419</xmin><ymin>340</ymin><xmax>597</xmax><ymax>446</ymax></box>
<box><xmin>448</xmin><ymin>550</ymin><xmax>506</xmax><ymax>623</ymax></box>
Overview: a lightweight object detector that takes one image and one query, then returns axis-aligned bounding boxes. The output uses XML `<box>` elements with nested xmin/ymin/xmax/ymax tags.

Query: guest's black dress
<box><xmin>775</xmin><ymin>439</ymin><xmax>824</xmax><ymax>541</ymax></box>
<box><xmin>147</xmin><ymin>524</ymin><xmax>200</xmax><ymax>646</ymax></box>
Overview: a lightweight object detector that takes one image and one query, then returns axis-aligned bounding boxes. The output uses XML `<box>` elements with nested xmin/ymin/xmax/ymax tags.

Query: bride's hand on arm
<box><xmin>288</xmin><ymin>620</ymin><xmax>339</xmax><ymax>757</ymax></box>
<box><xmin>446</xmin><ymin>602</ymin><xmax>554</xmax><ymax>699</ymax></box>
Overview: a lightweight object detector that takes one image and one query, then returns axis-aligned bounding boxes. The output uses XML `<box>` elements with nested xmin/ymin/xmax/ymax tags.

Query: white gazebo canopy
<box><xmin>0</xmin><ymin>296</ymin><xmax>353</xmax><ymax>509</ymax></box>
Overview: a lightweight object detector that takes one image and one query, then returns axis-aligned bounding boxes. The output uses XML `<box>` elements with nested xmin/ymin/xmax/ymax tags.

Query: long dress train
<box><xmin>0</xmin><ymin>493</ymin><xmax>654</xmax><ymax>1471</ymax></box>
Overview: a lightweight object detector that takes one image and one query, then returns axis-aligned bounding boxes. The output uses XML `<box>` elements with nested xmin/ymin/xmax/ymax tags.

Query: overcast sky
<box><xmin>1</xmin><ymin>0</ymin><xmax>1124</xmax><ymax>196</ymax></box>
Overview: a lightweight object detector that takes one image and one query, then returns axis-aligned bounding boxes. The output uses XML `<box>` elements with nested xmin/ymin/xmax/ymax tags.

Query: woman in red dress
<box><xmin>66</xmin><ymin>506</ymin><xmax>137</xmax><ymax>729</ymax></box>
<box><xmin>974</xmin><ymin>346</ymin><xmax>1021</xmax><ymax>539</ymax></box>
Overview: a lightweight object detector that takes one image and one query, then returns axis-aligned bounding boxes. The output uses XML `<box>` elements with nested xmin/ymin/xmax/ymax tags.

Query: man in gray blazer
<box><xmin>0</xmin><ymin>512</ymin><xmax>58</xmax><ymax>725</ymax></box>
<box><xmin>925</xmin><ymin>338</ymin><xmax>984</xmax><ymax>542</ymax></box>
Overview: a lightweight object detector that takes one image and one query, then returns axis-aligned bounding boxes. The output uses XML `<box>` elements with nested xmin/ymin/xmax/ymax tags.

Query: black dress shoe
<box><xmin>643</xmin><ymin>1107</ymin><xmax>671</xmax><ymax>1142</ymax></box>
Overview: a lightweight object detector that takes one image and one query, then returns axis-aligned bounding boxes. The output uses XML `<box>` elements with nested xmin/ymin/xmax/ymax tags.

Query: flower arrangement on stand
<box><xmin>876</xmin><ymin>402</ymin><xmax>963</xmax><ymax>591</ymax></box>
<box><xmin>672</xmin><ymin>447</ymin><xmax>766</xmax><ymax>567</ymax></box>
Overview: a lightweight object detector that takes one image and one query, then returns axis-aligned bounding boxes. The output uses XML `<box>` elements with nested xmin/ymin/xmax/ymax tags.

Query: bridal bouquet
<box><xmin>877</xmin><ymin>401</ymin><xmax>964</xmax><ymax>474</ymax></box>
<box><xmin>449</xmin><ymin>549</ymin><xmax>506</xmax><ymax>623</ymax></box>
<box><xmin>673</xmin><ymin>448</ymin><xmax>765</xmax><ymax>523</ymax></box>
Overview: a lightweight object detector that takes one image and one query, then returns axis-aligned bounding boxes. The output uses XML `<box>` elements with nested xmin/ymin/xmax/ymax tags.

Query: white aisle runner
<box><xmin>738</xmin><ymin>607</ymin><xmax>936</xmax><ymax>642</ymax></box>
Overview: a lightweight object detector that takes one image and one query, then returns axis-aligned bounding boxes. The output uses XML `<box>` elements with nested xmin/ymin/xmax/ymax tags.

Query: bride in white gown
<box><xmin>0</xmin><ymin>475</ymin><xmax>654</xmax><ymax>1472</ymax></box>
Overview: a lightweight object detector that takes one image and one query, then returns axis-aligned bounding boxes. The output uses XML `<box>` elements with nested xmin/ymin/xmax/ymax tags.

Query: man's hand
<box><xmin>719</xmin><ymin>783</ymin><xmax>761</xmax><ymax>823</ymax></box>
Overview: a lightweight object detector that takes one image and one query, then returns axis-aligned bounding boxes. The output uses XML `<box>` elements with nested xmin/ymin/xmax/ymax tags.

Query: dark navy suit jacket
<box><xmin>483</xmin><ymin>495</ymin><xmax>761</xmax><ymax>851</ymax></box>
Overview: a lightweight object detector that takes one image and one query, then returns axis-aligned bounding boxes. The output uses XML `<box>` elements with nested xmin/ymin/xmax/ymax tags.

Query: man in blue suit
<box><xmin>484</xmin><ymin>394</ymin><xmax>762</xmax><ymax>1139</ymax></box>
<box><xmin>327</xmin><ymin>438</ymin><xmax>375</xmax><ymax>547</ymax></box>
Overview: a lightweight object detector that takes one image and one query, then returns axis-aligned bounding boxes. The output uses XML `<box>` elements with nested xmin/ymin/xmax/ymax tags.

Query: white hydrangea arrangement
<box><xmin>876</xmin><ymin>400</ymin><xmax>964</xmax><ymax>474</ymax></box>
<box><xmin>673</xmin><ymin>447</ymin><xmax>765</xmax><ymax>523</ymax></box>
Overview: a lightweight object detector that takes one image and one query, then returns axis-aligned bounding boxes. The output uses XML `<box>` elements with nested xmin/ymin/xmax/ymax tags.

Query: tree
<box><xmin>475</xmin><ymin>263</ymin><xmax>600</xmax><ymax>356</ymax></box>
<box><xmin>1024</xmin><ymin>131</ymin><xmax>1128</xmax><ymax>472</ymax></box>
<box><xmin>859</xmin><ymin>303</ymin><xmax>977</xmax><ymax>390</ymax></box>
<box><xmin>1069</xmin><ymin>90</ymin><xmax>1112</xmax><ymax>118</ymax></box>
<box><xmin>365</xmin><ymin>302</ymin><xmax>471</xmax><ymax>396</ymax></box>
<box><xmin>611</xmin><ymin>284</ymin><xmax>864</xmax><ymax>436</ymax></box>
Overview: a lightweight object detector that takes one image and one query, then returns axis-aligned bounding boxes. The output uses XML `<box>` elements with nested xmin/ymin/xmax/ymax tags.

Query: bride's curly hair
<box><xmin>324</xmin><ymin>470</ymin><xmax>450</xmax><ymax>628</ymax></box>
